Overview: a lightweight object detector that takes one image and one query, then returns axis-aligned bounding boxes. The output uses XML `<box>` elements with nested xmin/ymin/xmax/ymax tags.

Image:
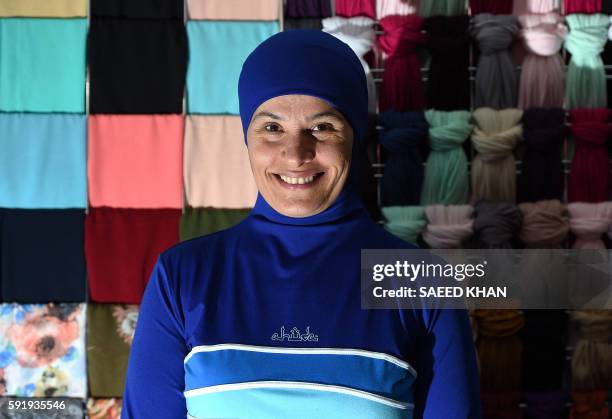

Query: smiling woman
<box><xmin>121</xmin><ymin>29</ymin><xmax>482</xmax><ymax>419</ymax></box>
<box><xmin>247</xmin><ymin>95</ymin><xmax>353</xmax><ymax>217</ymax></box>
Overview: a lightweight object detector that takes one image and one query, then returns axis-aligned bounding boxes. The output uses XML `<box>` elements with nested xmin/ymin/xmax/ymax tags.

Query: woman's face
<box><xmin>247</xmin><ymin>94</ymin><xmax>353</xmax><ymax>218</ymax></box>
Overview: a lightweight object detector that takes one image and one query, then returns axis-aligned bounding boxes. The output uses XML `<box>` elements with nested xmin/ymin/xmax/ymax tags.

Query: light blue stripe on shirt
<box><xmin>185</xmin><ymin>381</ymin><xmax>414</xmax><ymax>419</ymax></box>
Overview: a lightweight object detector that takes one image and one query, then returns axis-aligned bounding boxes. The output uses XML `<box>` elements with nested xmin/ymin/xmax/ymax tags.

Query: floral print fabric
<box><xmin>87</xmin><ymin>398</ymin><xmax>122</xmax><ymax>418</ymax></box>
<box><xmin>0</xmin><ymin>304</ymin><xmax>86</xmax><ymax>398</ymax></box>
<box><xmin>87</xmin><ymin>304</ymin><xmax>138</xmax><ymax>397</ymax></box>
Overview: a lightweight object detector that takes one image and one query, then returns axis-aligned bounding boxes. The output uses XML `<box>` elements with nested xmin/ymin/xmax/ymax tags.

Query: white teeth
<box><xmin>279</xmin><ymin>174</ymin><xmax>316</xmax><ymax>185</ymax></box>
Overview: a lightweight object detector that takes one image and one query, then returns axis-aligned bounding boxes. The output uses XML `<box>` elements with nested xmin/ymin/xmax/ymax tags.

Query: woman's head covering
<box><xmin>238</xmin><ymin>29</ymin><xmax>369</xmax><ymax>147</ymax></box>
<box><xmin>238</xmin><ymin>29</ymin><xmax>369</xmax><ymax>224</ymax></box>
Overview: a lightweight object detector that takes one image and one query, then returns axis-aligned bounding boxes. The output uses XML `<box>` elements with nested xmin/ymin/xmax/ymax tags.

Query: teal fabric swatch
<box><xmin>564</xmin><ymin>14</ymin><xmax>609</xmax><ymax>109</ymax></box>
<box><xmin>382</xmin><ymin>206</ymin><xmax>426</xmax><ymax>244</ymax></box>
<box><xmin>186</xmin><ymin>20</ymin><xmax>279</xmax><ymax>115</ymax></box>
<box><xmin>0</xmin><ymin>18</ymin><xmax>87</xmax><ymax>112</ymax></box>
<box><xmin>420</xmin><ymin>110</ymin><xmax>472</xmax><ymax>205</ymax></box>
<box><xmin>0</xmin><ymin>114</ymin><xmax>87</xmax><ymax>208</ymax></box>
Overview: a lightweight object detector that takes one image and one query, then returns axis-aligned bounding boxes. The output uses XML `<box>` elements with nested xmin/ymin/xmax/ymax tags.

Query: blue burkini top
<box><xmin>122</xmin><ymin>193</ymin><xmax>481</xmax><ymax>418</ymax></box>
<box><xmin>121</xmin><ymin>30</ymin><xmax>481</xmax><ymax>419</ymax></box>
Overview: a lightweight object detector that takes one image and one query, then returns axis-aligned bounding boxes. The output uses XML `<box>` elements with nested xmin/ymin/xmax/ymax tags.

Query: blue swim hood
<box><xmin>238</xmin><ymin>29</ymin><xmax>369</xmax><ymax>147</ymax></box>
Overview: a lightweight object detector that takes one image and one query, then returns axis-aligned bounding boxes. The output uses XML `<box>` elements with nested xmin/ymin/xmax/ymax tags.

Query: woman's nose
<box><xmin>281</xmin><ymin>131</ymin><xmax>316</xmax><ymax>166</ymax></box>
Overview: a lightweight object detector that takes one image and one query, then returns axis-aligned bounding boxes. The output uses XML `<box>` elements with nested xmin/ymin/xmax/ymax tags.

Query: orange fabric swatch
<box><xmin>88</xmin><ymin>115</ymin><xmax>184</xmax><ymax>209</ymax></box>
<box><xmin>187</xmin><ymin>0</ymin><xmax>280</xmax><ymax>20</ymax></box>
<box><xmin>184</xmin><ymin>115</ymin><xmax>258</xmax><ymax>209</ymax></box>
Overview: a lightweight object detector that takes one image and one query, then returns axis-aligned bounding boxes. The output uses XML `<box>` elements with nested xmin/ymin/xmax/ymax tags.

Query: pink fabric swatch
<box><xmin>88</xmin><ymin>115</ymin><xmax>184</xmax><ymax>209</ymax></box>
<box><xmin>184</xmin><ymin>115</ymin><xmax>258</xmax><ymax>209</ymax></box>
<box><xmin>187</xmin><ymin>0</ymin><xmax>280</xmax><ymax>20</ymax></box>
<box><xmin>518</xmin><ymin>13</ymin><xmax>567</xmax><ymax>108</ymax></box>
<box><xmin>376</xmin><ymin>0</ymin><xmax>419</xmax><ymax>19</ymax></box>
<box><xmin>422</xmin><ymin>205</ymin><xmax>474</xmax><ymax>249</ymax></box>
<box><xmin>513</xmin><ymin>0</ymin><xmax>560</xmax><ymax>14</ymax></box>
<box><xmin>567</xmin><ymin>202</ymin><xmax>611</xmax><ymax>249</ymax></box>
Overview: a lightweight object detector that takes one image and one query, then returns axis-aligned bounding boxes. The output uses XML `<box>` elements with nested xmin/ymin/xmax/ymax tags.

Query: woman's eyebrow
<box><xmin>252</xmin><ymin>111</ymin><xmax>286</xmax><ymax>121</ymax></box>
<box><xmin>307</xmin><ymin>111</ymin><xmax>344</xmax><ymax>121</ymax></box>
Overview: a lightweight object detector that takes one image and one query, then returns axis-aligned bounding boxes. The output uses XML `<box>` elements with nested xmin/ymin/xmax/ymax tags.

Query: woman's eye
<box><xmin>312</xmin><ymin>123</ymin><xmax>334</xmax><ymax>132</ymax></box>
<box><xmin>264</xmin><ymin>123</ymin><xmax>282</xmax><ymax>132</ymax></box>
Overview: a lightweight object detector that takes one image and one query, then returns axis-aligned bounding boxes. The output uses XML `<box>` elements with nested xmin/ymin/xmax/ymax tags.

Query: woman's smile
<box><xmin>274</xmin><ymin>172</ymin><xmax>325</xmax><ymax>189</ymax></box>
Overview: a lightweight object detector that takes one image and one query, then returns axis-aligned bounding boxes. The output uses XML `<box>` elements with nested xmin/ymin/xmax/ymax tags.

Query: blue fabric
<box><xmin>238</xmin><ymin>29</ymin><xmax>369</xmax><ymax>147</ymax></box>
<box><xmin>0</xmin><ymin>18</ymin><xmax>87</xmax><ymax>112</ymax></box>
<box><xmin>184</xmin><ymin>345</ymin><xmax>415</xmax><ymax>400</ymax></box>
<box><xmin>122</xmin><ymin>30</ymin><xmax>482</xmax><ymax>419</ymax></box>
<box><xmin>378</xmin><ymin>111</ymin><xmax>428</xmax><ymax>206</ymax></box>
<box><xmin>186</xmin><ymin>386</ymin><xmax>413</xmax><ymax>419</ymax></box>
<box><xmin>0</xmin><ymin>114</ymin><xmax>87</xmax><ymax>208</ymax></box>
<box><xmin>187</xmin><ymin>21</ymin><xmax>279</xmax><ymax>115</ymax></box>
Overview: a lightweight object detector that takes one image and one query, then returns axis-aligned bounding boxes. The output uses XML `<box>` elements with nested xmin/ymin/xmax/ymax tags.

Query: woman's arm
<box><xmin>414</xmin><ymin>308</ymin><xmax>482</xmax><ymax>419</ymax></box>
<box><xmin>121</xmin><ymin>255</ymin><xmax>188</xmax><ymax>419</ymax></box>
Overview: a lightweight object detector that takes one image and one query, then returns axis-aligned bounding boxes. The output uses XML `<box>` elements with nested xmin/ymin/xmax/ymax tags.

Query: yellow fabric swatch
<box><xmin>0</xmin><ymin>0</ymin><xmax>87</xmax><ymax>17</ymax></box>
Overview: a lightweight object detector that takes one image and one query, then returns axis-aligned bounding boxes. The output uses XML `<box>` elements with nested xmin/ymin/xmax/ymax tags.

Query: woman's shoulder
<box><xmin>159</xmin><ymin>221</ymin><xmax>245</xmax><ymax>266</ymax></box>
<box><xmin>149</xmin><ymin>223</ymin><xmax>248</xmax><ymax>302</ymax></box>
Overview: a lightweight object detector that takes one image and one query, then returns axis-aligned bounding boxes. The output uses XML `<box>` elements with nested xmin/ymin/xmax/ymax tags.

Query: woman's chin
<box><xmin>260</xmin><ymin>172</ymin><xmax>343</xmax><ymax>217</ymax></box>
<box><xmin>269</xmin><ymin>197</ymin><xmax>329</xmax><ymax>218</ymax></box>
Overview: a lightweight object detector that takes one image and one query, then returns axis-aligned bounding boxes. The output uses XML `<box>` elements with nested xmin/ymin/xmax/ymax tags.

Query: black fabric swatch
<box><xmin>1</xmin><ymin>209</ymin><xmax>86</xmax><ymax>303</ymax></box>
<box><xmin>517</xmin><ymin>108</ymin><xmax>567</xmax><ymax>203</ymax></box>
<box><xmin>284</xmin><ymin>18</ymin><xmax>323</xmax><ymax>31</ymax></box>
<box><xmin>521</xmin><ymin>310</ymin><xmax>568</xmax><ymax>391</ymax></box>
<box><xmin>88</xmin><ymin>18</ymin><xmax>188</xmax><ymax>114</ymax></box>
<box><xmin>425</xmin><ymin>15</ymin><xmax>471</xmax><ymax>110</ymax></box>
<box><xmin>90</xmin><ymin>0</ymin><xmax>183</xmax><ymax>19</ymax></box>
<box><xmin>285</xmin><ymin>0</ymin><xmax>332</xmax><ymax>18</ymax></box>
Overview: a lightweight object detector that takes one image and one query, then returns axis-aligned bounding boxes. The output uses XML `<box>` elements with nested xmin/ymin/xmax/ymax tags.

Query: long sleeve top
<box><xmin>121</xmin><ymin>194</ymin><xmax>482</xmax><ymax>419</ymax></box>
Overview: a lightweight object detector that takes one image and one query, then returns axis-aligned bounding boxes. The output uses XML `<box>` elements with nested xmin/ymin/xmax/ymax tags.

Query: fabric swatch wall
<box><xmin>0</xmin><ymin>0</ymin><xmax>612</xmax><ymax>417</ymax></box>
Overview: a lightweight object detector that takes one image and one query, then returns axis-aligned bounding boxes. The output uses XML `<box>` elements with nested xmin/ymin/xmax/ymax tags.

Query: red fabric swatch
<box><xmin>335</xmin><ymin>0</ymin><xmax>376</xmax><ymax>18</ymax></box>
<box><xmin>564</xmin><ymin>0</ymin><xmax>602</xmax><ymax>13</ymax></box>
<box><xmin>378</xmin><ymin>15</ymin><xmax>425</xmax><ymax>112</ymax></box>
<box><xmin>85</xmin><ymin>208</ymin><xmax>180</xmax><ymax>304</ymax></box>
<box><xmin>567</xmin><ymin>108</ymin><xmax>611</xmax><ymax>203</ymax></box>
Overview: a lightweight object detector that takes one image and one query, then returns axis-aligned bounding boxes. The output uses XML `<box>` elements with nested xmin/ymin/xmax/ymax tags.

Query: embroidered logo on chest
<box><xmin>271</xmin><ymin>325</ymin><xmax>318</xmax><ymax>342</ymax></box>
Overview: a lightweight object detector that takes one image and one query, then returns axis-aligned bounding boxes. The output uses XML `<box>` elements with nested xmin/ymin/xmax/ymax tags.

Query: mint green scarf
<box><xmin>564</xmin><ymin>14</ymin><xmax>609</xmax><ymax>109</ymax></box>
<box><xmin>421</xmin><ymin>110</ymin><xmax>472</xmax><ymax>205</ymax></box>
<box><xmin>382</xmin><ymin>206</ymin><xmax>426</xmax><ymax>244</ymax></box>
